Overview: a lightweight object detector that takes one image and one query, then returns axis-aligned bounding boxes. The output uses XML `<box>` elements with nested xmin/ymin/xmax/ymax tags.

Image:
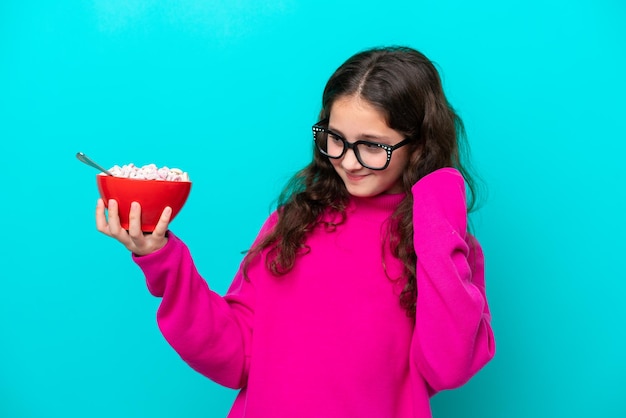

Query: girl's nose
<box><xmin>341</xmin><ymin>147</ymin><xmax>363</xmax><ymax>171</ymax></box>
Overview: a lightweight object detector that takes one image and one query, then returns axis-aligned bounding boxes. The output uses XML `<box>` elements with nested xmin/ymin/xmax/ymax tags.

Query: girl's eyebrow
<box><xmin>328</xmin><ymin>125</ymin><xmax>394</xmax><ymax>144</ymax></box>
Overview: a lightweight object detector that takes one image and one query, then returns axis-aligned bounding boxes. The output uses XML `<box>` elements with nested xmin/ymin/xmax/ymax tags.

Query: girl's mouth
<box><xmin>345</xmin><ymin>173</ymin><xmax>368</xmax><ymax>182</ymax></box>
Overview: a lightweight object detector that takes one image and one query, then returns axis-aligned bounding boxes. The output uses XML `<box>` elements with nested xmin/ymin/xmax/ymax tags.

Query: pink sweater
<box><xmin>133</xmin><ymin>168</ymin><xmax>495</xmax><ymax>417</ymax></box>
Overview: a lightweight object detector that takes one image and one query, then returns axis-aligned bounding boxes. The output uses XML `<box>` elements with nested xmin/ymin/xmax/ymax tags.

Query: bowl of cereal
<box><xmin>96</xmin><ymin>163</ymin><xmax>192</xmax><ymax>232</ymax></box>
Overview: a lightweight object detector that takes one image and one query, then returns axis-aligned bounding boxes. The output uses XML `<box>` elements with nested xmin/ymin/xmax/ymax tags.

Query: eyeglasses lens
<box><xmin>314</xmin><ymin>129</ymin><xmax>388</xmax><ymax>170</ymax></box>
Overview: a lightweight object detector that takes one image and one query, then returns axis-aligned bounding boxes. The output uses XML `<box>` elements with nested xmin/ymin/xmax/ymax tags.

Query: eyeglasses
<box><xmin>312</xmin><ymin>121</ymin><xmax>411</xmax><ymax>170</ymax></box>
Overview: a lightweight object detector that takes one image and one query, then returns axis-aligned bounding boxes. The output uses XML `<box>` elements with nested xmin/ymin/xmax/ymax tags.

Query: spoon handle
<box><xmin>76</xmin><ymin>152</ymin><xmax>113</xmax><ymax>176</ymax></box>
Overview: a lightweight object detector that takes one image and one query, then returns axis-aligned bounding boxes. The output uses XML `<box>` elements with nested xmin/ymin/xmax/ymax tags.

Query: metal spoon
<box><xmin>75</xmin><ymin>152</ymin><xmax>113</xmax><ymax>176</ymax></box>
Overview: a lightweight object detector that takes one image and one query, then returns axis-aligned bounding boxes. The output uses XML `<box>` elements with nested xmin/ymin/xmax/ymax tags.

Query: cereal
<box><xmin>102</xmin><ymin>163</ymin><xmax>190</xmax><ymax>182</ymax></box>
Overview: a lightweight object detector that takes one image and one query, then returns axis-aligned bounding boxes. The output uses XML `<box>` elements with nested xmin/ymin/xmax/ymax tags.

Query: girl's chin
<box><xmin>343</xmin><ymin>184</ymin><xmax>380</xmax><ymax>198</ymax></box>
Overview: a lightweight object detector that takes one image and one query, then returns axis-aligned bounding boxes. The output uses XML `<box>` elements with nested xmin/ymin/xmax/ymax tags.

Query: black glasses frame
<box><xmin>312</xmin><ymin>122</ymin><xmax>411</xmax><ymax>170</ymax></box>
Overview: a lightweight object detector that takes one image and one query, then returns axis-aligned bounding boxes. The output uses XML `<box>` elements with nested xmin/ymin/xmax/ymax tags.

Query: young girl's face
<box><xmin>327</xmin><ymin>95</ymin><xmax>412</xmax><ymax>197</ymax></box>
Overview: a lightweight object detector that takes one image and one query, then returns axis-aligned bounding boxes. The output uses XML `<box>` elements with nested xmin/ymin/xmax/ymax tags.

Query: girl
<box><xmin>96</xmin><ymin>46</ymin><xmax>495</xmax><ymax>417</ymax></box>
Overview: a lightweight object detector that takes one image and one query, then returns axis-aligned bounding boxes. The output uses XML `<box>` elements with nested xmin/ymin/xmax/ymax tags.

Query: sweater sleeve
<box><xmin>410</xmin><ymin>168</ymin><xmax>495</xmax><ymax>392</ymax></box>
<box><xmin>132</xmin><ymin>214</ymin><xmax>277</xmax><ymax>390</ymax></box>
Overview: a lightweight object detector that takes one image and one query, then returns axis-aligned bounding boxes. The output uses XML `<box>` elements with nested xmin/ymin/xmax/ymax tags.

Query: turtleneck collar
<box><xmin>346</xmin><ymin>192</ymin><xmax>406</xmax><ymax>215</ymax></box>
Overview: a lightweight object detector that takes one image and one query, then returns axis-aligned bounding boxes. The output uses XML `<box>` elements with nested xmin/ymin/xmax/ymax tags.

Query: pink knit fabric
<box><xmin>133</xmin><ymin>168</ymin><xmax>495</xmax><ymax>417</ymax></box>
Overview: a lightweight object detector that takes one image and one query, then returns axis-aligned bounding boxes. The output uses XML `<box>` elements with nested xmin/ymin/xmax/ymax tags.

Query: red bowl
<box><xmin>97</xmin><ymin>174</ymin><xmax>192</xmax><ymax>232</ymax></box>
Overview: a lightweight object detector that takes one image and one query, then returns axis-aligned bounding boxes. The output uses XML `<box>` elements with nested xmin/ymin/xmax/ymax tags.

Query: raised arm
<box><xmin>127</xmin><ymin>211</ymin><xmax>278</xmax><ymax>391</ymax></box>
<box><xmin>410</xmin><ymin>168</ymin><xmax>495</xmax><ymax>392</ymax></box>
<box><xmin>132</xmin><ymin>233</ymin><xmax>256</xmax><ymax>389</ymax></box>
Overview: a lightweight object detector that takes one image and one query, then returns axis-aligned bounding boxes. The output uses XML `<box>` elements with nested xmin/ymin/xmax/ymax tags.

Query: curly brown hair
<box><xmin>244</xmin><ymin>46</ymin><xmax>478</xmax><ymax>317</ymax></box>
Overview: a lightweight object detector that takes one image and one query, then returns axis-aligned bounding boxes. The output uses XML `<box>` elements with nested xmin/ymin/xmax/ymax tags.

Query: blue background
<box><xmin>1</xmin><ymin>1</ymin><xmax>625</xmax><ymax>417</ymax></box>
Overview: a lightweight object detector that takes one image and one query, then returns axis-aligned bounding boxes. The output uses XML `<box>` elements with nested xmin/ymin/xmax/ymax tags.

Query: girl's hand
<box><xmin>95</xmin><ymin>198</ymin><xmax>172</xmax><ymax>256</ymax></box>
<box><xmin>411</xmin><ymin>168</ymin><xmax>467</xmax><ymax>251</ymax></box>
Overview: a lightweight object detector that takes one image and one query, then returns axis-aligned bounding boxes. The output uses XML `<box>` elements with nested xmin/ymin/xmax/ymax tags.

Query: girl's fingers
<box><xmin>152</xmin><ymin>206</ymin><xmax>172</xmax><ymax>238</ymax></box>
<box><xmin>94</xmin><ymin>199</ymin><xmax>169</xmax><ymax>256</ymax></box>
<box><xmin>95</xmin><ymin>198</ymin><xmax>109</xmax><ymax>234</ymax></box>
<box><xmin>96</xmin><ymin>199</ymin><xmax>131</xmax><ymax>248</ymax></box>
<box><xmin>127</xmin><ymin>202</ymin><xmax>144</xmax><ymax>241</ymax></box>
<box><xmin>106</xmin><ymin>199</ymin><xmax>124</xmax><ymax>237</ymax></box>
